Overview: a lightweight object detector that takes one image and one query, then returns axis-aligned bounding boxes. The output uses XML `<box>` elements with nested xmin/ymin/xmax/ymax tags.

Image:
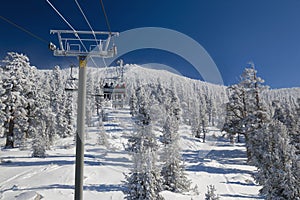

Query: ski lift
<box><xmin>103</xmin><ymin>59</ymin><xmax>126</xmax><ymax>108</ymax></box>
<box><xmin>65</xmin><ymin>65</ymin><xmax>78</xmax><ymax>92</ymax></box>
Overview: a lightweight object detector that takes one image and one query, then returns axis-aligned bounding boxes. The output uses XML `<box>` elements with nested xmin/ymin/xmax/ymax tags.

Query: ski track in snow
<box><xmin>0</xmin><ymin>106</ymin><xmax>261</xmax><ymax>200</ymax></box>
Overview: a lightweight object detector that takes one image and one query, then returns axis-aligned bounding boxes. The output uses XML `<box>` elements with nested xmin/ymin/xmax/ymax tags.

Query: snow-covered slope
<box><xmin>1</xmin><ymin>64</ymin><xmax>298</xmax><ymax>200</ymax></box>
<box><xmin>0</xmin><ymin>107</ymin><xmax>261</xmax><ymax>200</ymax></box>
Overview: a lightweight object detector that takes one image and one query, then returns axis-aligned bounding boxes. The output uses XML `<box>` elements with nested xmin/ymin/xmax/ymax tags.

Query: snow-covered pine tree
<box><xmin>97</xmin><ymin>118</ymin><xmax>109</xmax><ymax>147</ymax></box>
<box><xmin>49</xmin><ymin>66</ymin><xmax>64</xmax><ymax>138</ymax></box>
<box><xmin>206</xmin><ymin>94</ymin><xmax>217</xmax><ymax>126</ymax></box>
<box><xmin>0</xmin><ymin>52</ymin><xmax>36</xmax><ymax>148</ymax></box>
<box><xmin>272</xmin><ymin>100</ymin><xmax>300</xmax><ymax>154</ymax></box>
<box><xmin>129</xmin><ymin>91</ymin><xmax>138</xmax><ymax>116</ymax></box>
<box><xmin>85</xmin><ymin>71</ymin><xmax>94</xmax><ymax>127</ymax></box>
<box><xmin>49</xmin><ymin>66</ymin><xmax>73</xmax><ymax>139</ymax></box>
<box><xmin>124</xmin><ymin>146</ymin><xmax>164</xmax><ymax>200</ymax></box>
<box><xmin>205</xmin><ymin>185</ymin><xmax>220</xmax><ymax>200</ymax></box>
<box><xmin>94</xmin><ymin>82</ymin><xmax>103</xmax><ymax>116</ymax></box>
<box><xmin>28</xmin><ymin>69</ymin><xmax>56</xmax><ymax>156</ymax></box>
<box><xmin>63</xmin><ymin>92</ymin><xmax>75</xmax><ymax>137</ymax></box>
<box><xmin>160</xmin><ymin>88</ymin><xmax>191</xmax><ymax>192</ymax></box>
<box><xmin>223</xmin><ymin>63</ymin><xmax>269</xmax><ymax>163</ymax></box>
<box><xmin>0</xmin><ymin>67</ymin><xmax>5</xmax><ymax>137</ymax></box>
<box><xmin>223</xmin><ymin>84</ymin><xmax>247</xmax><ymax>143</ymax></box>
<box><xmin>295</xmin><ymin>98</ymin><xmax>300</xmax><ymax>153</ymax></box>
<box><xmin>191</xmin><ymin>93</ymin><xmax>208</xmax><ymax>142</ymax></box>
<box><xmin>34</xmin><ymin>72</ymin><xmax>55</xmax><ymax>146</ymax></box>
<box><xmin>258</xmin><ymin>120</ymin><xmax>300</xmax><ymax>200</ymax></box>
<box><xmin>31</xmin><ymin>107</ymin><xmax>48</xmax><ymax>158</ymax></box>
<box><xmin>242</xmin><ymin>65</ymin><xmax>270</xmax><ymax>165</ymax></box>
<box><xmin>126</xmin><ymin>86</ymin><xmax>158</xmax><ymax>152</ymax></box>
<box><xmin>124</xmin><ymin>85</ymin><xmax>163</xmax><ymax>200</ymax></box>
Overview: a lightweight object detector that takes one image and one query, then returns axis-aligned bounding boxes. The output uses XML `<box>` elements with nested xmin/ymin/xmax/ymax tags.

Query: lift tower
<box><xmin>50</xmin><ymin>30</ymin><xmax>118</xmax><ymax>200</ymax></box>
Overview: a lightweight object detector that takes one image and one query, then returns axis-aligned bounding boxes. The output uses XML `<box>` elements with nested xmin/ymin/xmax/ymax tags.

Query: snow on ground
<box><xmin>0</xmin><ymin>107</ymin><xmax>261</xmax><ymax>200</ymax></box>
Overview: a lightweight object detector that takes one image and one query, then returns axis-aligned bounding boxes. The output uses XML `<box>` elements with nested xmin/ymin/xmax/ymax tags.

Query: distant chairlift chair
<box><xmin>102</xmin><ymin>60</ymin><xmax>126</xmax><ymax>108</ymax></box>
<box><xmin>65</xmin><ymin>65</ymin><xmax>78</xmax><ymax>92</ymax></box>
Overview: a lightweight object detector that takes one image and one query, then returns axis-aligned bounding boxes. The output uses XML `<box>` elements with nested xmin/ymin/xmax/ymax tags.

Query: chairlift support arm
<box><xmin>50</xmin><ymin>30</ymin><xmax>119</xmax><ymax>58</ymax></box>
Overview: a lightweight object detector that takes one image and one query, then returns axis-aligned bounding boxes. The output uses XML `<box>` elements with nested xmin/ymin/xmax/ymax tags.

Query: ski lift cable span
<box><xmin>74</xmin><ymin>0</ymin><xmax>115</xmax><ymax>69</ymax></box>
<box><xmin>0</xmin><ymin>15</ymin><xmax>48</xmax><ymax>44</ymax></box>
<box><xmin>0</xmin><ymin>14</ymin><xmax>77</xmax><ymax>66</ymax></box>
<box><xmin>74</xmin><ymin>0</ymin><xmax>107</xmax><ymax>75</ymax></box>
<box><xmin>99</xmin><ymin>0</ymin><xmax>116</xmax><ymax>47</ymax></box>
<box><xmin>74</xmin><ymin>0</ymin><xmax>112</xmax><ymax>69</ymax></box>
<box><xmin>99</xmin><ymin>0</ymin><xmax>112</xmax><ymax>36</ymax></box>
<box><xmin>74</xmin><ymin>0</ymin><xmax>98</xmax><ymax>46</ymax></box>
<box><xmin>46</xmin><ymin>0</ymin><xmax>98</xmax><ymax>67</ymax></box>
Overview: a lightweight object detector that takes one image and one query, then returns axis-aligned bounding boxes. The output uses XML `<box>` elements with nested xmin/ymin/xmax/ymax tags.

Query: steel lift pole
<box><xmin>75</xmin><ymin>55</ymin><xmax>87</xmax><ymax>200</ymax></box>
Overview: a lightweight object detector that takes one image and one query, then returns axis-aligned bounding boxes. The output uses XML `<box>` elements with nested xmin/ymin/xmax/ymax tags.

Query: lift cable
<box><xmin>99</xmin><ymin>0</ymin><xmax>114</xmax><ymax>68</ymax></box>
<box><xmin>74</xmin><ymin>0</ymin><xmax>98</xmax><ymax>45</ymax></box>
<box><xmin>0</xmin><ymin>15</ymin><xmax>76</xmax><ymax>66</ymax></box>
<box><xmin>74</xmin><ymin>0</ymin><xmax>104</xmax><ymax>71</ymax></box>
<box><xmin>74</xmin><ymin>0</ymin><xmax>110</xmax><ymax>71</ymax></box>
<box><xmin>99</xmin><ymin>0</ymin><xmax>112</xmax><ymax>36</ymax></box>
<box><xmin>46</xmin><ymin>0</ymin><xmax>77</xmax><ymax>35</ymax></box>
<box><xmin>0</xmin><ymin>15</ymin><xmax>48</xmax><ymax>44</ymax></box>
<box><xmin>46</xmin><ymin>0</ymin><xmax>98</xmax><ymax>67</ymax></box>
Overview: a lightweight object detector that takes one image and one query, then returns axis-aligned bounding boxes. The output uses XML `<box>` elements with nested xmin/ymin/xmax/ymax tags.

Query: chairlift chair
<box><xmin>65</xmin><ymin>65</ymin><xmax>78</xmax><ymax>92</ymax></box>
<box><xmin>102</xmin><ymin>60</ymin><xmax>126</xmax><ymax>108</ymax></box>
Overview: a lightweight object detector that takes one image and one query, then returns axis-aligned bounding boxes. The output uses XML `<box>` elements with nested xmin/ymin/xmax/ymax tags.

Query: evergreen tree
<box><xmin>223</xmin><ymin>64</ymin><xmax>269</xmax><ymax>163</ymax></box>
<box><xmin>191</xmin><ymin>94</ymin><xmax>208</xmax><ymax>142</ymax></box>
<box><xmin>94</xmin><ymin>82</ymin><xmax>103</xmax><ymax>116</ymax></box>
<box><xmin>126</xmin><ymin>86</ymin><xmax>157</xmax><ymax>152</ymax></box>
<box><xmin>49</xmin><ymin>66</ymin><xmax>73</xmax><ymax>139</ymax></box>
<box><xmin>37</xmin><ymin>74</ymin><xmax>56</xmax><ymax>146</ymax></box>
<box><xmin>0</xmin><ymin>68</ymin><xmax>4</xmax><ymax>136</ymax></box>
<box><xmin>160</xmin><ymin>89</ymin><xmax>191</xmax><ymax>192</ymax></box>
<box><xmin>205</xmin><ymin>185</ymin><xmax>220</xmax><ymax>200</ymax></box>
<box><xmin>0</xmin><ymin>52</ymin><xmax>35</xmax><ymax>148</ymax></box>
<box><xmin>124</xmin><ymin>145</ymin><xmax>164</xmax><ymax>200</ymax></box>
<box><xmin>49</xmin><ymin>66</ymin><xmax>64</xmax><ymax>139</ymax></box>
<box><xmin>258</xmin><ymin>120</ymin><xmax>300</xmax><ymax>200</ymax></box>
<box><xmin>29</xmin><ymin>72</ymin><xmax>54</xmax><ymax>156</ymax></box>
<box><xmin>97</xmin><ymin>118</ymin><xmax>109</xmax><ymax>147</ymax></box>
<box><xmin>124</xmin><ymin>85</ymin><xmax>163</xmax><ymax>200</ymax></box>
<box><xmin>85</xmin><ymin>71</ymin><xmax>94</xmax><ymax>127</ymax></box>
<box><xmin>295</xmin><ymin>98</ymin><xmax>300</xmax><ymax>153</ymax></box>
<box><xmin>129</xmin><ymin>91</ymin><xmax>138</xmax><ymax>116</ymax></box>
<box><xmin>223</xmin><ymin>84</ymin><xmax>247</xmax><ymax>143</ymax></box>
<box><xmin>31</xmin><ymin>108</ymin><xmax>47</xmax><ymax>158</ymax></box>
<box><xmin>272</xmin><ymin>100</ymin><xmax>300</xmax><ymax>154</ymax></box>
<box><xmin>161</xmin><ymin>139</ymin><xmax>191</xmax><ymax>193</ymax></box>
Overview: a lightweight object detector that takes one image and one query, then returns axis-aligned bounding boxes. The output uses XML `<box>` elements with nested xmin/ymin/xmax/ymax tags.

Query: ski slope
<box><xmin>0</xmin><ymin>107</ymin><xmax>261</xmax><ymax>200</ymax></box>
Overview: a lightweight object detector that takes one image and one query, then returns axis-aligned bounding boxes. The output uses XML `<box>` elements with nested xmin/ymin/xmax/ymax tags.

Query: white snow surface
<box><xmin>0</xmin><ymin>107</ymin><xmax>261</xmax><ymax>200</ymax></box>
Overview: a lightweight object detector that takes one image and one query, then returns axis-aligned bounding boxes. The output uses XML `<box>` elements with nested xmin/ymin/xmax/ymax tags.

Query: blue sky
<box><xmin>0</xmin><ymin>0</ymin><xmax>300</xmax><ymax>88</ymax></box>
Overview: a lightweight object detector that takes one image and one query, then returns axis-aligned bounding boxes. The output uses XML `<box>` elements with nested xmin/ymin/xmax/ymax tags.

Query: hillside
<box><xmin>1</xmin><ymin>63</ymin><xmax>299</xmax><ymax>199</ymax></box>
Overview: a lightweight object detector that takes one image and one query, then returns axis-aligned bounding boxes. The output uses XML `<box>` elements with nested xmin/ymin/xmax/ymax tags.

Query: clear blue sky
<box><xmin>0</xmin><ymin>0</ymin><xmax>300</xmax><ymax>88</ymax></box>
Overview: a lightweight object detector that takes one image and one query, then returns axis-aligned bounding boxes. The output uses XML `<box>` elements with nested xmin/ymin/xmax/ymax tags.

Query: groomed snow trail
<box><xmin>0</xmin><ymin>107</ymin><xmax>261</xmax><ymax>199</ymax></box>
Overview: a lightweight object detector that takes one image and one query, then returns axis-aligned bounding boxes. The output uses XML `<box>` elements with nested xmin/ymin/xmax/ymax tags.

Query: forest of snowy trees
<box><xmin>0</xmin><ymin>53</ymin><xmax>74</xmax><ymax>157</ymax></box>
<box><xmin>0</xmin><ymin>52</ymin><xmax>300</xmax><ymax>199</ymax></box>
<box><xmin>223</xmin><ymin>64</ymin><xmax>300</xmax><ymax>199</ymax></box>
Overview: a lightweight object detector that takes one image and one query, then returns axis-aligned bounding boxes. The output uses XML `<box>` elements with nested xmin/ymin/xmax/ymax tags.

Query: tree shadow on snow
<box><xmin>221</xmin><ymin>180</ymin><xmax>256</xmax><ymax>186</ymax></box>
<box><xmin>186</xmin><ymin>148</ymin><xmax>254</xmax><ymax>175</ymax></box>
<box><xmin>182</xmin><ymin>150</ymin><xmax>201</xmax><ymax>164</ymax></box>
<box><xmin>187</xmin><ymin>164</ymin><xmax>252</xmax><ymax>175</ymax></box>
<box><xmin>1</xmin><ymin>160</ymin><xmax>75</xmax><ymax>167</ymax></box>
<box><xmin>205</xmin><ymin>149</ymin><xmax>248</xmax><ymax>166</ymax></box>
<box><xmin>19</xmin><ymin>183</ymin><xmax>124</xmax><ymax>192</ymax></box>
<box><xmin>221</xmin><ymin>193</ymin><xmax>264</xmax><ymax>199</ymax></box>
